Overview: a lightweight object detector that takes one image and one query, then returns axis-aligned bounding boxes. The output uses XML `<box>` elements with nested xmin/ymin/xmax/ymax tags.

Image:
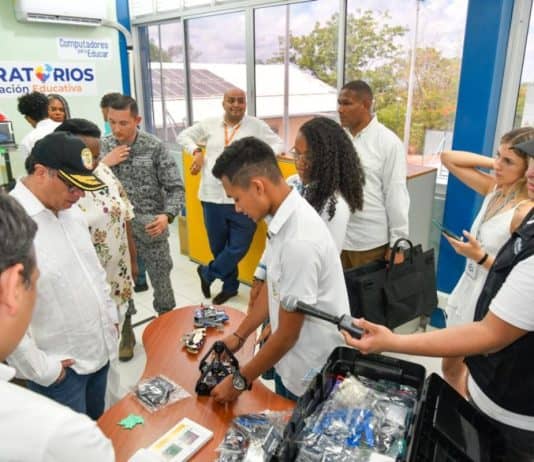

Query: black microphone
<box><xmin>281</xmin><ymin>295</ymin><xmax>364</xmax><ymax>339</ymax></box>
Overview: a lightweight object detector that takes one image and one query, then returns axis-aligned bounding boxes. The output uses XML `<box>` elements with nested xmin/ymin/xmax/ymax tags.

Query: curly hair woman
<box><xmin>290</xmin><ymin>116</ymin><xmax>365</xmax><ymax>250</ymax></box>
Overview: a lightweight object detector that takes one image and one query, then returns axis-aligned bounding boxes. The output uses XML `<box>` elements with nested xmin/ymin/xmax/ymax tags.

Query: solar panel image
<box><xmin>151</xmin><ymin>69</ymin><xmax>236</xmax><ymax>99</ymax></box>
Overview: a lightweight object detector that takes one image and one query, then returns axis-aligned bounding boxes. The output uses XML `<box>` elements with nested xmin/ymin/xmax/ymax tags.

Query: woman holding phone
<box><xmin>440</xmin><ymin>127</ymin><xmax>534</xmax><ymax>396</ymax></box>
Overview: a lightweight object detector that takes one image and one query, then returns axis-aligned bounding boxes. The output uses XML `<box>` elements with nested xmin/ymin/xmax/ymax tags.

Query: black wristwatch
<box><xmin>165</xmin><ymin>213</ymin><xmax>175</xmax><ymax>224</ymax></box>
<box><xmin>232</xmin><ymin>370</ymin><xmax>250</xmax><ymax>391</ymax></box>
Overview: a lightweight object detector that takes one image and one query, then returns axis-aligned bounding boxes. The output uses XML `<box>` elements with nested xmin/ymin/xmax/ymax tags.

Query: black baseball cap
<box><xmin>31</xmin><ymin>132</ymin><xmax>105</xmax><ymax>191</ymax></box>
<box><xmin>513</xmin><ymin>139</ymin><xmax>534</xmax><ymax>158</ymax></box>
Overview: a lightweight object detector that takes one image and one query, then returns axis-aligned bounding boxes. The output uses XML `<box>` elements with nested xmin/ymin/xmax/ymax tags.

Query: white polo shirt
<box><xmin>19</xmin><ymin>118</ymin><xmax>61</xmax><ymax>158</ymax></box>
<box><xmin>177</xmin><ymin>115</ymin><xmax>283</xmax><ymax>204</ymax></box>
<box><xmin>343</xmin><ymin>116</ymin><xmax>410</xmax><ymax>250</ymax></box>
<box><xmin>264</xmin><ymin>189</ymin><xmax>350</xmax><ymax>396</ymax></box>
<box><xmin>9</xmin><ymin>181</ymin><xmax>118</xmax><ymax>386</ymax></box>
<box><xmin>0</xmin><ymin>363</ymin><xmax>115</xmax><ymax>461</ymax></box>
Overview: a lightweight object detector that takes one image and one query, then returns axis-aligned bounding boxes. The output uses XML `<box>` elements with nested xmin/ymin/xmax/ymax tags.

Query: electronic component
<box><xmin>195</xmin><ymin>340</ymin><xmax>239</xmax><ymax>395</ymax></box>
<box><xmin>181</xmin><ymin>327</ymin><xmax>207</xmax><ymax>354</ymax></box>
<box><xmin>193</xmin><ymin>304</ymin><xmax>229</xmax><ymax>329</ymax></box>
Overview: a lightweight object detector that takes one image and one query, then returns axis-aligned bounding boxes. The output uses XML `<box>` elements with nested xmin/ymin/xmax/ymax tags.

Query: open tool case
<box><xmin>272</xmin><ymin>347</ymin><xmax>506</xmax><ymax>461</ymax></box>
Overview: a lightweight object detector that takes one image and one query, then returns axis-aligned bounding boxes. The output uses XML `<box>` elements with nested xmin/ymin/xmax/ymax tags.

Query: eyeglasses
<box><xmin>50</xmin><ymin>170</ymin><xmax>82</xmax><ymax>193</ymax></box>
<box><xmin>58</xmin><ymin>175</ymin><xmax>82</xmax><ymax>193</ymax></box>
<box><xmin>288</xmin><ymin>147</ymin><xmax>309</xmax><ymax>164</ymax></box>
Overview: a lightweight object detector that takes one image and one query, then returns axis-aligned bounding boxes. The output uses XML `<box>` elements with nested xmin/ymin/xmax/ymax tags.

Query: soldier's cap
<box><xmin>31</xmin><ymin>132</ymin><xmax>105</xmax><ymax>191</ymax></box>
<box><xmin>513</xmin><ymin>139</ymin><xmax>534</xmax><ymax>158</ymax></box>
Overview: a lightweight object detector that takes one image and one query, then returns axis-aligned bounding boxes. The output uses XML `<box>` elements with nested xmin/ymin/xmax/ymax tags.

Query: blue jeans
<box><xmin>201</xmin><ymin>202</ymin><xmax>256</xmax><ymax>293</ymax></box>
<box><xmin>27</xmin><ymin>362</ymin><xmax>110</xmax><ymax>420</ymax></box>
<box><xmin>274</xmin><ymin>372</ymin><xmax>300</xmax><ymax>402</ymax></box>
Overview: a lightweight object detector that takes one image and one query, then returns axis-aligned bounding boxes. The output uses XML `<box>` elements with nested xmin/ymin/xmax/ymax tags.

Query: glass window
<box><xmin>254</xmin><ymin>0</ymin><xmax>339</xmax><ymax>150</ymax></box>
<box><xmin>140</xmin><ymin>22</ymin><xmax>186</xmax><ymax>145</ymax></box>
<box><xmin>514</xmin><ymin>7</ymin><xmax>534</xmax><ymax>127</ymax></box>
<box><xmin>345</xmin><ymin>1</ymin><xmax>467</xmax><ymax>158</ymax></box>
<box><xmin>137</xmin><ymin>21</ymin><xmax>187</xmax><ymax>182</ymax></box>
<box><xmin>141</xmin><ymin>25</ymin><xmax>162</xmax><ymax>136</ymax></box>
<box><xmin>185</xmin><ymin>12</ymin><xmax>246</xmax><ymax>123</ymax></box>
<box><xmin>159</xmin><ymin>22</ymin><xmax>186</xmax><ymax>143</ymax></box>
<box><xmin>344</xmin><ymin>1</ymin><xmax>467</xmax><ymax>258</ymax></box>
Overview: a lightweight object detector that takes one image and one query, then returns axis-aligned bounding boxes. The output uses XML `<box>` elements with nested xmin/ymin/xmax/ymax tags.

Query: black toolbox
<box><xmin>273</xmin><ymin>347</ymin><xmax>506</xmax><ymax>461</ymax></box>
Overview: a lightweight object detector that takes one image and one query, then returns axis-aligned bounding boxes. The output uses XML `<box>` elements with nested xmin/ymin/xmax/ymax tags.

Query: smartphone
<box><xmin>432</xmin><ymin>219</ymin><xmax>463</xmax><ymax>241</ymax></box>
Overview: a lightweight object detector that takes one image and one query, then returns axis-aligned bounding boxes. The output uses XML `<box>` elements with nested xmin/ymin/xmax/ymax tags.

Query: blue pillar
<box><xmin>116</xmin><ymin>0</ymin><xmax>131</xmax><ymax>96</ymax></box>
<box><xmin>437</xmin><ymin>0</ymin><xmax>514</xmax><ymax>292</ymax></box>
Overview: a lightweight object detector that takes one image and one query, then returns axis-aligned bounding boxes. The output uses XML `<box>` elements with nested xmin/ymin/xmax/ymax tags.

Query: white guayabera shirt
<box><xmin>8</xmin><ymin>181</ymin><xmax>118</xmax><ymax>386</ymax></box>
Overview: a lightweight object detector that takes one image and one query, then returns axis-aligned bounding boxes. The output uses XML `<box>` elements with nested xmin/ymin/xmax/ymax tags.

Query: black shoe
<box><xmin>197</xmin><ymin>265</ymin><xmax>211</xmax><ymax>298</ymax></box>
<box><xmin>212</xmin><ymin>290</ymin><xmax>238</xmax><ymax>305</ymax></box>
<box><xmin>134</xmin><ymin>282</ymin><xmax>149</xmax><ymax>293</ymax></box>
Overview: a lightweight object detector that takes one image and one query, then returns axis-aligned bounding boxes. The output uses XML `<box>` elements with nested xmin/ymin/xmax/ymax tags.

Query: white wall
<box><xmin>0</xmin><ymin>1</ymin><xmax>124</xmax><ymax>178</ymax></box>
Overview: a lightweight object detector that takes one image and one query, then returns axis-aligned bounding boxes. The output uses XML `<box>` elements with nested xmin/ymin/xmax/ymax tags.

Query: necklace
<box><xmin>482</xmin><ymin>188</ymin><xmax>518</xmax><ymax>223</ymax></box>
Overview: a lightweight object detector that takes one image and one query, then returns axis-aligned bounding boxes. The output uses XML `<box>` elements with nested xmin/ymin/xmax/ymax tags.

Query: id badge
<box><xmin>466</xmin><ymin>259</ymin><xmax>478</xmax><ymax>280</ymax></box>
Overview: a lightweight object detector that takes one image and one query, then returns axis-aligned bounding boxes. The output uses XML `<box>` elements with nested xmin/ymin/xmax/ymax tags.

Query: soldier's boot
<box><xmin>119</xmin><ymin>314</ymin><xmax>136</xmax><ymax>362</ymax></box>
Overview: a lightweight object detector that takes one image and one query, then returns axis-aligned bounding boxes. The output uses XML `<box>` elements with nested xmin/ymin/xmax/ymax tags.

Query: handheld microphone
<box><xmin>281</xmin><ymin>295</ymin><xmax>364</xmax><ymax>339</ymax></box>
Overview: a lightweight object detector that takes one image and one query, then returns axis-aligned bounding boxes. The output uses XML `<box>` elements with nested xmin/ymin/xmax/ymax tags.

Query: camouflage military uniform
<box><xmin>101</xmin><ymin>131</ymin><xmax>184</xmax><ymax>314</ymax></box>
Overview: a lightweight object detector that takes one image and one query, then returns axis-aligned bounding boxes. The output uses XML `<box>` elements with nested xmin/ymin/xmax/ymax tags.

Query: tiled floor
<box><xmin>110</xmin><ymin>224</ymin><xmax>443</xmax><ymax>405</ymax></box>
<box><xmin>109</xmin><ymin>224</ymin><xmax>251</xmax><ymax>403</ymax></box>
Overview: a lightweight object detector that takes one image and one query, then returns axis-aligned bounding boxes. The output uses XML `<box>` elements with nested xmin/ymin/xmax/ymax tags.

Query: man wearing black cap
<box><xmin>8</xmin><ymin>132</ymin><xmax>119</xmax><ymax>420</ymax></box>
<box><xmin>344</xmin><ymin>142</ymin><xmax>534</xmax><ymax>460</ymax></box>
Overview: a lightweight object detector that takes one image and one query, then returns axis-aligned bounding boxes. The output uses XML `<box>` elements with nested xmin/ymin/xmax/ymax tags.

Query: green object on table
<box><xmin>118</xmin><ymin>414</ymin><xmax>145</xmax><ymax>430</ymax></box>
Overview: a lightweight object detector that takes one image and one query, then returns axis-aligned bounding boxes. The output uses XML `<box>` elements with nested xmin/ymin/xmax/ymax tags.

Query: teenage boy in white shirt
<box><xmin>209</xmin><ymin>136</ymin><xmax>350</xmax><ymax>403</ymax></box>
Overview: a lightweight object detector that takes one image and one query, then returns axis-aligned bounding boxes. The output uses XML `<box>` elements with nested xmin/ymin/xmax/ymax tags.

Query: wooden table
<box><xmin>98</xmin><ymin>306</ymin><xmax>294</xmax><ymax>461</ymax></box>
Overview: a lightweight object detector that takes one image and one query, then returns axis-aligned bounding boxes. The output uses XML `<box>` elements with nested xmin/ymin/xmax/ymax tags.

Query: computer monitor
<box><xmin>0</xmin><ymin>121</ymin><xmax>16</xmax><ymax>146</ymax></box>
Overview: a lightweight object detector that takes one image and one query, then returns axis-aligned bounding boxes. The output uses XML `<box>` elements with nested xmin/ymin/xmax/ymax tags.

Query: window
<box><xmin>514</xmin><ymin>6</ymin><xmax>534</xmax><ymax>128</ymax></box>
<box><xmin>185</xmin><ymin>12</ymin><xmax>246</xmax><ymax>123</ymax></box>
<box><xmin>254</xmin><ymin>1</ymin><xmax>339</xmax><ymax>149</ymax></box>
<box><xmin>140</xmin><ymin>22</ymin><xmax>187</xmax><ymax>145</ymax></box>
<box><xmin>346</xmin><ymin>0</ymin><xmax>468</xmax><ymax>158</ymax></box>
<box><xmin>135</xmin><ymin>0</ymin><xmax>468</xmax><ymax>160</ymax></box>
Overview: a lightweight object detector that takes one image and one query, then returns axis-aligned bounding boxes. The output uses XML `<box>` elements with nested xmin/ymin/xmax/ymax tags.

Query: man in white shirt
<box><xmin>338</xmin><ymin>80</ymin><xmax>410</xmax><ymax>268</ymax></box>
<box><xmin>209</xmin><ymin>137</ymin><xmax>349</xmax><ymax>402</ymax></box>
<box><xmin>0</xmin><ymin>193</ymin><xmax>115</xmax><ymax>461</ymax></box>
<box><xmin>17</xmin><ymin>91</ymin><xmax>61</xmax><ymax>158</ymax></box>
<box><xmin>9</xmin><ymin>131</ymin><xmax>118</xmax><ymax>419</ymax></box>
<box><xmin>178</xmin><ymin>88</ymin><xmax>283</xmax><ymax>305</ymax></box>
